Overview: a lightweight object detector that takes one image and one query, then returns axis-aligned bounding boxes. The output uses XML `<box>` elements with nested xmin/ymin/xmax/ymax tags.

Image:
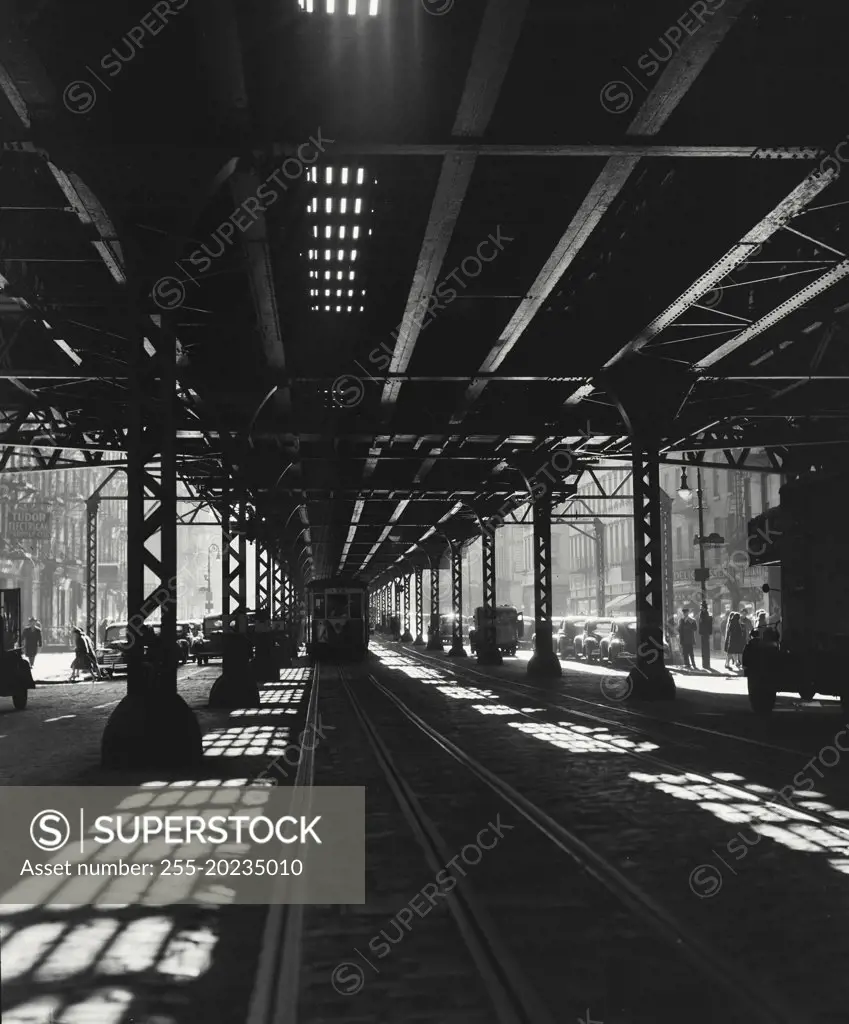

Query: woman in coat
<box><xmin>724</xmin><ymin>612</ymin><xmax>746</xmax><ymax>670</ymax></box>
<box><xmin>69</xmin><ymin>628</ymin><xmax>87</xmax><ymax>682</ymax></box>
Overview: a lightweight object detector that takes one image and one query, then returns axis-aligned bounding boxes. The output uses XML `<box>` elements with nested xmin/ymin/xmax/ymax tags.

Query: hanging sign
<box><xmin>6</xmin><ymin>507</ymin><xmax>51</xmax><ymax>541</ymax></box>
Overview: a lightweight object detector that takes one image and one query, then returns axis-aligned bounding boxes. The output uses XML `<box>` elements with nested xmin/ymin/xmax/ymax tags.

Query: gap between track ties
<box><xmin>247</xmin><ymin>662</ymin><xmax>321</xmax><ymax>1024</ymax></box>
<box><xmin>358</xmin><ymin>660</ymin><xmax>801</xmax><ymax>1024</ymax></box>
<box><xmin>336</xmin><ymin>663</ymin><xmax>555</xmax><ymax>1024</ymax></box>
<box><xmin>374</xmin><ymin>642</ymin><xmax>849</xmax><ymax>853</ymax></box>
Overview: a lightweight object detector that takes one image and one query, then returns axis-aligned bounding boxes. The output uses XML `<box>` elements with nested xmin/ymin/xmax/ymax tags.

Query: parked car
<box><xmin>175</xmin><ymin>622</ymin><xmax>192</xmax><ymax>665</ymax></box>
<box><xmin>554</xmin><ymin>617</ymin><xmax>586</xmax><ymax>659</ymax></box>
<box><xmin>97</xmin><ymin>621</ymin><xmax>193</xmax><ymax>677</ymax></box>
<box><xmin>575</xmin><ymin>618</ymin><xmax>613</xmax><ymax>661</ymax></box>
<box><xmin>599</xmin><ymin>618</ymin><xmax>673</xmax><ymax>666</ymax></box>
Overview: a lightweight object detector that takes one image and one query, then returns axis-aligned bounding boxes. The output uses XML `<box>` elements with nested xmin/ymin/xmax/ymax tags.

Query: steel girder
<box><xmin>448</xmin><ymin>542</ymin><xmax>466</xmax><ymax>657</ymax></box>
<box><xmin>401</xmin><ymin>575</ymin><xmax>412</xmax><ymax>641</ymax></box>
<box><xmin>222</xmin><ymin>491</ymin><xmax>248</xmax><ymax>635</ymax></box>
<box><xmin>272</xmin><ymin>558</ymin><xmax>284</xmax><ymax>620</ymax></box>
<box><xmin>414</xmin><ymin>567</ymin><xmax>424</xmax><ymax>645</ymax></box>
<box><xmin>126</xmin><ymin>320</ymin><xmax>178</xmax><ymax>694</ymax></box>
<box><xmin>394</xmin><ymin>578</ymin><xmax>401</xmax><ymax>633</ymax></box>
<box><xmin>101</xmin><ymin>315</ymin><xmax>201</xmax><ymax>771</ymax></box>
<box><xmin>86</xmin><ymin>497</ymin><xmax>98</xmax><ymax>639</ymax></box>
<box><xmin>527</xmin><ymin>492</ymin><xmax>561</xmax><ymax>677</ymax></box>
<box><xmin>627</xmin><ymin>444</ymin><xmax>676</xmax><ymax>699</ymax></box>
<box><xmin>255</xmin><ymin>536</ymin><xmax>271</xmax><ymax>615</ymax></box>
<box><xmin>476</xmin><ymin>528</ymin><xmax>502</xmax><ymax>665</ymax></box>
<box><xmin>427</xmin><ymin>566</ymin><xmax>442</xmax><ymax>649</ymax></box>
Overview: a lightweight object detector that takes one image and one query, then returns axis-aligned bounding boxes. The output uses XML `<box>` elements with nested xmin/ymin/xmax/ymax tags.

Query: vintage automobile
<box><xmin>0</xmin><ymin>587</ymin><xmax>34</xmax><ymax>710</ymax></box>
<box><xmin>600</xmin><ymin>618</ymin><xmax>673</xmax><ymax>666</ymax></box>
<box><xmin>554</xmin><ymin>617</ymin><xmax>586</xmax><ymax>659</ymax></box>
<box><xmin>469</xmin><ymin>606</ymin><xmax>524</xmax><ymax>656</ymax></box>
<box><xmin>175</xmin><ymin>622</ymin><xmax>193</xmax><ymax>665</ymax></box>
<box><xmin>98</xmin><ymin>621</ymin><xmax>193</xmax><ymax>677</ymax></box>
<box><xmin>574</xmin><ymin>618</ymin><xmax>614</xmax><ymax>661</ymax></box>
<box><xmin>599</xmin><ymin>618</ymin><xmax>637</xmax><ymax>665</ymax></box>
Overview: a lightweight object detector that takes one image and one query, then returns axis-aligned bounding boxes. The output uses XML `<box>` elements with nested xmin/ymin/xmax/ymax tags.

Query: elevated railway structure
<box><xmin>1</xmin><ymin>0</ymin><xmax>849</xmax><ymax>766</ymax></box>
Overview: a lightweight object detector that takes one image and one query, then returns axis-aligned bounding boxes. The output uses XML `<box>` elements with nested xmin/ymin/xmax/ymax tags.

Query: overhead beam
<box><xmin>695</xmin><ymin>260</ymin><xmax>849</xmax><ymax>368</ymax></box>
<box><xmin>455</xmin><ymin>0</ymin><xmax>752</xmax><ymax>422</ymax></box>
<box><xmin>575</xmin><ymin>167</ymin><xmax>844</xmax><ymax>390</ymax></box>
<box><xmin>229</xmin><ymin>172</ymin><xmax>291</xmax><ymax>417</ymax></box>
<box><xmin>380</xmin><ymin>0</ymin><xmax>530</xmax><ymax>412</ymax></box>
<box><xmin>279</xmin><ymin>142</ymin><xmax>820</xmax><ymax>159</ymax></box>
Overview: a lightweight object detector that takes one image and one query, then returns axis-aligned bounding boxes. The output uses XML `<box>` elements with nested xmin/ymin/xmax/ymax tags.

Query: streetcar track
<box><xmin>385</xmin><ymin>643</ymin><xmax>849</xmax><ymax>841</ymax></box>
<box><xmin>247</xmin><ymin>661</ymin><xmax>319</xmax><ymax>1024</ymax></box>
<box><xmin>398</xmin><ymin>642</ymin><xmax>810</xmax><ymax>758</ymax></box>
<box><xmin>338</xmin><ymin>663</ymin><xmax>555</xmax><ymax>1024</ymax></box>
<box><xmin>363</xmin><ymin>664</ymin><xmax>802</xmax><ymax>1024</ymax></box>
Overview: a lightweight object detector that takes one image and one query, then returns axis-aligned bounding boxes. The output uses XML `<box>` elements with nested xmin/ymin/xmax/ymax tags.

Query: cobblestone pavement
<box><xmin>360</xmin><ymin>640</ymin><xmax>849</xmax><ymax>1023</ymax></box>
<box><xmin>5</xmin><ymin>646</ymin><xmax>848</xmax><ymax>1022</ymax></box>
<box><xmin>0</xmin><ymin>662</ymin><xmax>314</xmax><ymax>1024</ymax></box>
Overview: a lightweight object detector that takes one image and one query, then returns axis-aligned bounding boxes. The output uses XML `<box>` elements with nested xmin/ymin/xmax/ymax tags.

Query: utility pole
<box><xmin>695</xmin><ymin>468</ymin><xmax>711</xmax><ymax>670</ymax></box>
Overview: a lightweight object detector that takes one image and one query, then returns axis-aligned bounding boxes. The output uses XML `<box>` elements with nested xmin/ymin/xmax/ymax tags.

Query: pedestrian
<box><xmin>725</xmin><ymin>612</ymin><xmax>746</xmax><ymax>670</ymax></box>
<box><xmin>678</xmin><ymin>608</ymin><xmax>697</xmax><ymax>670</ymax></box>
<box><xmin>83</xmin><ymin>630</ymin><xmax>102</xmax><ymax>679</ymax></box>
<box><xmin>739</xmin><ymin>605</ymin><xmax>754</xmax><ymax>639</ymax></box>
<box><xmin>69</xmin><ymin>628</ymin><xmax>88</xmax><ymax>682</ymax></box>
<box><xmin>22</xmin><ymin>617</ymin><xmax>42</xmax><ymax>668</ymax></box>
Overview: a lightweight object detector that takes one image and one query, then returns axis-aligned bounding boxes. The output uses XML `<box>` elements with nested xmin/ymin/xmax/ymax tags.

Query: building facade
<box><xmin>0</xmin><ymin>461</ymin><xmax>128</xmax><ymax>645</ymax></box>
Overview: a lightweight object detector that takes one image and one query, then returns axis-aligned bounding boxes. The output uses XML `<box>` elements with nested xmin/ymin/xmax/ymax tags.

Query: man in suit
<box><xmin>22</xmin><ymin>617</ymin><xmax>42</xmax><ymax>668</ymax></box>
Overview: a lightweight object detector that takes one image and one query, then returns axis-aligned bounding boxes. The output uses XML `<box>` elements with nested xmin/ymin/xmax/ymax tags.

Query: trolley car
<box><xmin>306</xmin><ymin>580</ymin><xmax>369</xmax><ymax>661</ymax></box>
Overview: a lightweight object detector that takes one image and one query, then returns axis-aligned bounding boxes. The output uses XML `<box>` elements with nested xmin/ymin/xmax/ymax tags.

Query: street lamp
<box><xmin>205</xmin><ymin>543</ymin><xmax>220</xmax><ymax>613</ymax></box>
<box><xmin>678</xmin><ymin>465</ymin><xmax>715</xmax><ymax>670</ymax></box>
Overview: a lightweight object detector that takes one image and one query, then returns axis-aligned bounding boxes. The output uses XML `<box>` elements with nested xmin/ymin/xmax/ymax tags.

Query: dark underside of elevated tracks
<box><xmin>8</xmin><ymin>5</ymin><xmax>849</xmax><ymax>1024</ymax></box>
<box><xmin>3</xmin><ymin>0</ymin><xmax>849</xmax><ymax>746</ymax></box>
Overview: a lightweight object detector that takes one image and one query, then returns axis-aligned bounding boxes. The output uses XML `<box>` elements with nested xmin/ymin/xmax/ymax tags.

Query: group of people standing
<box><xmin>677</xmin><ymin>605</ymin><xmax>775</xmax><ymax>673</ymax></box>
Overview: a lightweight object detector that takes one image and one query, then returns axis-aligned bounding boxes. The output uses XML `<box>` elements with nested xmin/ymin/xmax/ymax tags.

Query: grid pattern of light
<box><xmin>298</xmin><ymin>0</ymin><xmax>379</xmax><ymax>13</ymax></box>
<box><xmin>307</xmin><ymin>165</ymin><xmax>370</xmax><ymax>313</ymax></box>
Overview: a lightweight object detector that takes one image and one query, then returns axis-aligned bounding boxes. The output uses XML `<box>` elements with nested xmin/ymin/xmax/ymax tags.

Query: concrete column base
<box><xmin>401</xmin><ymin>630</ymin><xmax>413</xmax><ymax>642</ymax></box>
<box><xmin>527</xmin><ymin>650</ymin><xmax>562</xmax><ymax>678</ymax></box>
<box><xmin>208</xmin><ymin>673</ymin><xmax>262</xmax><ymax>708</ymax></box>
<box><xmin>426</xmin><ymin>636</ymin><xmax>444</xmax><ymax>651</ymax></box>
<box><xmin>101</xmin><ymin>690</ymin><xmax>203</xmax><ymax>771</ymax></box>
<box><xmin>627</xmin><ymin>664</ymin><xmax>676</xmax><ymax>700</ymax></box>
<box><xmin>476</xmin><ymin>649</ymin><xmax>503</xmax><ymax>666</ymax></box>
<box><xmin>413</xmin><ymin>634</ymin><xmax>425</xmax><ymax>646</ymax></box>
<box><xmin>448</xmin><ymin>641</ymin><xmax>467</xmax><ymax>657</ymax></box>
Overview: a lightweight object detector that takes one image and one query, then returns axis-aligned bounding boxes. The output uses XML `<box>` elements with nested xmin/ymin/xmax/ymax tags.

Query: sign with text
<box><xmin>6</xmin><ymin>507</ymin><xmax>51</xmax><ymax>541</ymax></box>
<box><xmin>0</xmin><ymin>786</ymin><xmax>365</xmax><ymax>906</ymax></box>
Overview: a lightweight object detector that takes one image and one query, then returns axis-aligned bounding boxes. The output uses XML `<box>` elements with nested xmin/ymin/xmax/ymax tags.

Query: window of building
<box><xmin>675</xmin><ymin>526</ymin><xmax>682</xmax><ymax>559</ymax></box>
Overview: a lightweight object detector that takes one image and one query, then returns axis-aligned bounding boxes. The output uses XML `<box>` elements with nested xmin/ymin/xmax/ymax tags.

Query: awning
<box><xmin>605</xmin><ymin>593</ymin><xmax>635</xmax><ymax>611</ymax></box>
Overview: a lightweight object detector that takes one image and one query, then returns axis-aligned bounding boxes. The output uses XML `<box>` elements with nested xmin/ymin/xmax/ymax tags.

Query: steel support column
<box><xmin>413</xmin><ymin>568</ymin><xmax>425</xmax><ymax>645</ymax></box>
<box><xmin>627</xmin><ymin>443</ymin><xmax>676</xmax><ymax>699</ymax></box>
<box><xmin>476</xmin><ymin>529</ymin><xmax>502</xmax><ymax>665</ymax></box>
<box><xmin>393</xmin><ymin>579</ymin><xmax>401</xmax><ymax>638</ymax></box>
<box><xmin>209</xmin><ymin>492</ymin><xmax>259</xmax><ymax>707</ymax></box>
<box><xmin>85</xmin><ymin>496</ymin><xmax>99</xmax><ymax>639</ymax></box>
<box><xmin>256</xmin><ymin>537</ymin><xmax>271</xmax><ymax>616</ymax></box>
<box><xmin>401</xmin><ymin>574</ymin><xmax>413</xmax><ymax>641</ymax></box>
<box><xmin>427</xmin><ymin>566</ymin><xmax>443</xmax><ymax>649</ymax></box>
<box><xmin>527</xmin><ymin>491</ymin><xmax>561</xmax><ymax>677</ymax></box>
<box><xmin>102</xmin><ymin>314</ymin><xmax>202</xmax><ymax>769</ymax></box>
<box><xmin>594</xmin><ymin>517</ymin><xmax>606</xmax><ymax>617</ymax></box>
<box><xmin>272</xmin><ymin>558</ymin><xmax>284</xmax><ymax>621</ymax></box>
<box><xmin>448</xmin><ymin>542</ymin><xmax>467</xmax><ymax>657</ymax></box>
